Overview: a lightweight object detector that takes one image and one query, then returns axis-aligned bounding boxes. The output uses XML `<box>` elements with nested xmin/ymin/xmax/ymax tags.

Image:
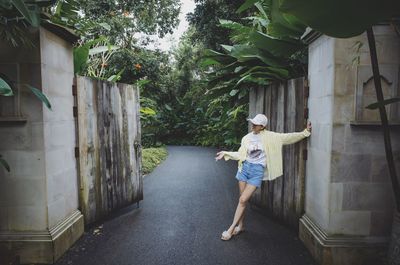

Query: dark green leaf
<box><xmin>73</xmin><ymin>46</ymin><xmax>89</xmax><ymax>74</ymax></box>
<box><xmin>203</xmin><ymin>49</ymin><xmax>237</xmax><ymax>65</ymax></box>
<box><xmin>107</xmin><ymin>68</ymin><xmax>125</xmax><ymax>82</ymax></box>
<box><xmin>26</xmin><ymin>85</ymin><xmax>52</xmax><ymax>110</ymax></box>
<box><xmin>0</xmin><ymin>156</ymin><xmax>10</xmax><ymax>172</ymax></box>
<box><xmin>230</xmin><ymin>45</ymin><xmax>286</xmax><ymax>67</ymax></box>
<box><xmin>0</xmin><ymin>2</ymin><xmax>13</xmax><ymax>9</ymax></box>
<box><xmin>280</xmin><ymin>0</ymin><xmax>400</xmax><ymax>38</ymax></box>
<box><xmin>249</xmin><ymin>31</ymin><xmax>304</xmax><ymax>58</ymax></box>
<box><xmin>12</xmin><ymin>0</ymin><xmax>40</xmax><ymax>27</ymax></box>
<box><xmin>136</xmin><ymin>79</ymin><xmax>151</xmax><ymax>88</ymax></box>
<box><xmin>0</xmin><ymin>77</ymin><xmax>13</xmax><ymax>96</ymax></box>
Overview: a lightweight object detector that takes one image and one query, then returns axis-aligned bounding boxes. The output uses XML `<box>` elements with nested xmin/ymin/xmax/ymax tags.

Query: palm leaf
<box><xmin>280</xmin><ymin>0</ymin><xmax>400</xmax><ymax>38</ymax></box>
<box><xmin>249</xmin><ymin>31</ymin><xmax>304</xmax><ymax>58</ymax></box>
<box><xmin>26</xmin><ymin>84</ymin><xmax>52</xmax><ymax>110</ymax></box>
<box><xmin>0</xmin><ymin>77</ymin><xmax>13</xmax><ymax>96</ymax></box>
<box><xmin>73</xmin><ymin>46</ymin><xmax>90</xmax><ymax>74</ymax></box>
<box><xmin>12</xmin><ymin>0</ymin><xmax>40</xmax><ymax>27</ymax></box>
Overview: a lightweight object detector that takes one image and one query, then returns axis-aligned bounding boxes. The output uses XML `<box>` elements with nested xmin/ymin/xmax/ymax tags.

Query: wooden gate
<box><xmin>74</xmin><ymin>76</ymin><xmax>143</xmax><ymax>225</ymax></box>
<box><xmin>249</xmin><ymin>77</ymin><xmax>308</xmax><ymax>229</ymax></box>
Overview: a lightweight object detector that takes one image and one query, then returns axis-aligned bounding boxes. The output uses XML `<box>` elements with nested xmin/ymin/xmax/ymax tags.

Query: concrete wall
<box><xmin>40</xmin><ymin>28</ymin><xmax>79</xmax><ymax>229</ymax></box>
<box><xmin>329</xmin><ymin>25</ymin><xmax>399</xmax><ymax>237</ymax></box>
<box><xmin>305</xmin><ymin>35</ymin><xmax>334</xmax><ymax>231</ymax></box>
<box><xmin>0</xmin><ymin>27</ymin><xmax>83</xmax><ymax>264</ymax></box>
<box><xmin>0</xmin><ymin>29</ymin><xmax>48</xmax><ymax>232</ymax></box>
<box><xmin>300</xmin><ymin>25</ymin><xmax>400</xmax><ymax>265</ymax></box>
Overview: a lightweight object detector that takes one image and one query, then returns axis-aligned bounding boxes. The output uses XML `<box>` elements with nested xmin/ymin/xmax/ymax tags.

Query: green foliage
<box><xmin>0</xmin><ymin>77</ymin><xmax>13</xmax><ymax>96</ymax></box>
<box><xmin>199</xmin><ymin>0</ymin><xmax>307</xmax><ymax>122</ymax></box>
<box><xmin>73</xmin><ymin>36</ymin><xmax>121</xmax><ymax>77</ymax></box>
<box><xmin>154</xmin><ymin>0</ymin><xmax>308</xmax><ymax>149</ymax></box>
<box><xmin>279</xmin><ymin>0</ymin><xmax>400</xmax><ymax>109</ymax></box>
<box><xmin>0</xmin><ymin>0</ymin><xmax>54</xmax><ymax>47</ymax></box>
<box><xmin>0</xmin><ymin>77</ymin><xmax>51</xmax><ymax>110</ymax></box>
<box><xmin>76</xmin><ymin>0</ymin><xmax>181</xmax><ymax>47</ymax></box>
<box><xmin>141</xmin><ymin>147</ymin><xmax>168</xmax><ymax>175</ymax></box>
<box><xmin>138</xmin><ymin>27</ymin><xmax>249</xmax><ymax>149</ymax></box>
<box><xmin>9</xmin><ymin>0</ymin><xmax>41</xmax><ymax>26</ymax></box>
<box><xmin>106</xmin><ymin>48</ymin><xmax>170</xmax><ymax>85</ymax></box>
<box><xmin>0</xmin><ymin>2</ymin><xmax>54</xmax><ymax>114</ymax></box>
<box><xmin>280</xmin><ymin>0</ymin><xmax>400</xmax><ymax>38</ymax></box>
<box><xmin>26</xmin><ymin>84</ymin><xmax>52</xmax><ymax>110</ymax></box>
<box><xmin>187</xmin><ymin>0</ymin><xmax>249</xmax><ymax>50</ymax></box>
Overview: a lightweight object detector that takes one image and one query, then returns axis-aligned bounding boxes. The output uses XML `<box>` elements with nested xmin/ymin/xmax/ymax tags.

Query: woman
<box><xmin>215</xmin><ymin>113</ymin><xmax>312</xmax><ymax>241</ymax></box>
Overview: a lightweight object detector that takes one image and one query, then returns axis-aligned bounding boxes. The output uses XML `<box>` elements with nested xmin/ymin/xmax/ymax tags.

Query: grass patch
<box><xmin>142</xmin><ymin>147</ymin><xmax>168</xmax><ymax>175</ymax></box>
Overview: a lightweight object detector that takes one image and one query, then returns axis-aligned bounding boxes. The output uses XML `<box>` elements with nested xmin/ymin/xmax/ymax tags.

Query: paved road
<box><xmin>56</xmin><ymin>146</ymin><xmax>316</xmax><ymax>265</ymax></box>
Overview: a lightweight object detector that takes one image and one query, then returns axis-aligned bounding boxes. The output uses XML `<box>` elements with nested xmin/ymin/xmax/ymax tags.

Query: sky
<box><xmin>139</xmin><ymin>0</ymin><xmax>196</xmax><ymax>51</ymax></box>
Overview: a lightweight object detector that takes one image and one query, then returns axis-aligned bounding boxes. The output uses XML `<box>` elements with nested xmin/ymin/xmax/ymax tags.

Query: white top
<box><xmin>245</xmin><ymin>132</ymin><xmax>266</xmax><ymax>167</ymax></box>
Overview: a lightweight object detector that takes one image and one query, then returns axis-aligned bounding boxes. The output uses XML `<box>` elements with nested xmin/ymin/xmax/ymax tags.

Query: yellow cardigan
<box><xmin>222</xmin><ymin>129</ymin><xmax>311</xmax><ymax>181</ymax></box>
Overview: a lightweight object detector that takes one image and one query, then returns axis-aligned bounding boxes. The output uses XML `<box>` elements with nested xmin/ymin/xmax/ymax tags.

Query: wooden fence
<box><xmin>75</xmin><ymin>76</ymin><xmax>143</xmax><ymax>225</ymax></box>
<box><xmin>249</xmin><ymin>77</ymin><xmax>308</xmax><ymax>229</ymax></box>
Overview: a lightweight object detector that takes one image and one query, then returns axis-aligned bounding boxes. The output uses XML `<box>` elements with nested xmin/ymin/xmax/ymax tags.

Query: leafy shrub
<box><xmin>141</xmin><ymin>147</ymin><xmax>168</xmax><ymax>175</ymax></box>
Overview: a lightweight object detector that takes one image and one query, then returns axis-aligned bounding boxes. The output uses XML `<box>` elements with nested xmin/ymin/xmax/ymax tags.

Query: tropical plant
<box><xmin>203</xmin><ymin>0</ymin><xmax>307</xmax><ymax>91</ymax></box>
<box><xmin>191</xmin><ymin>0</ymin><xmax>308</xmax><ymax>149</ymax></box>
<box><xmin>0</xmin><ymin>1</ymin><xmax>58</xmax><ymax>172</ymax></box>
<box><xmin>169</xmin><ymin>28</ymin><xmax>249</xmax><ymax>148</ymax></box>
<box><xmin>0</xmin><ymin>0</ymin><xmax>54</xmax><ymax>46</ymax></box>
<box><xmin>73</xmin><ymin>36</ymin><xmax>120</xmax><ymax>78</ymax></box>
<box><xmin>0</xmin><ymin>0</ymin><xmax>57</xmax><ymax>105</ymax></box>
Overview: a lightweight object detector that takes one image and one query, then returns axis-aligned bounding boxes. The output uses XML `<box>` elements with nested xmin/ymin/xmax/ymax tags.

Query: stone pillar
<box><xmin>0</xmin><ymin>27</ymin><xmax>83</xmax><ymax>264</ymax></box>
<box><xmin>300</xmin><ymin>25</ymin><xmax>400</xmax><ymax>265</ymax></box>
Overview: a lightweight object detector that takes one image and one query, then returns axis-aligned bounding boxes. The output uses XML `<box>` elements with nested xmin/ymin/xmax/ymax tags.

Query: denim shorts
<box><xmin>235</xmin><ymin>161</ymin><xmax>264</xmax><ymax>188</ymax></box>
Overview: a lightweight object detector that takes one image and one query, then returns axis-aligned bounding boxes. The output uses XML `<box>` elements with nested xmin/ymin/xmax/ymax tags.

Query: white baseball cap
<box><xmin>247</xmin><ymin>114</ymin><xmax>268</xmax><ymax>127</ymax></box>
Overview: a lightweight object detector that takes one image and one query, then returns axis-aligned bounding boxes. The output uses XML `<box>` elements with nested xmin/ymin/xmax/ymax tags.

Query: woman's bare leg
<box><xmin>225</xmin><ymin>184</ymin><xmax>257</xmax><ymax>236</ymax></box>
<box><xmin>237</xmin><ymin>181</ymin><xmax>247</xmax><ymax>229</ymax></box>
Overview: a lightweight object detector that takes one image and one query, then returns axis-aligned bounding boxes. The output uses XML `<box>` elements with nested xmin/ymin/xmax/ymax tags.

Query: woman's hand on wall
<box><xmin>306</xmin><ymin>121</ymin><xmax>312</xmax><ymax>132</ymax></box>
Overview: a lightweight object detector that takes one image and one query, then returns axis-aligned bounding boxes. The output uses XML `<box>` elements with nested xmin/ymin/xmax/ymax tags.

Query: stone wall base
<box><xmin>299</xmin><ymin>214</ymin><xmax>389</xmax><ymax>265</ymax></box>
<box><xmin>0</xmin><ymin>210</ymin><xmax>83</xmax><ymax>264</ymax></box>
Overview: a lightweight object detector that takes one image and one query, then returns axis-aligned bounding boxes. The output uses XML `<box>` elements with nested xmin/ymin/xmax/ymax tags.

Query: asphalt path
<box><xmin>56</xmin><ymin>146</ymin><xmax>316</xmax><ymax>265</ymax></box>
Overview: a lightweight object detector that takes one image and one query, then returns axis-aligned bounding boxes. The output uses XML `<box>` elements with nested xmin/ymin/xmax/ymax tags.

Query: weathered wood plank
<box><xmin>76</xmin><ymin>76</ymin><xmax>142</xmax><ymax>225</ymax></box>
<box><xmin>255</xmin><ymin>86</ymin><xmax>265</xmax><ymax>114</ymax></box>
<box><xmin>248</xmin><ymin>78</ymin><xmax>306</xmax><ymax>229</ymax></box>
<box><xmin>294</xmin><ymin>78</ymin><xmax>306</xmax><ymax>221</ymax></box>
<box><xmin>283</xmin><ymin>78</ymin><xmax>297</xmax><ymax>227</ymax></box>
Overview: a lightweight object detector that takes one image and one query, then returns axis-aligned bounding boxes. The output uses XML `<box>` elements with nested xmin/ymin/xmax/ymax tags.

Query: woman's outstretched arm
<box><xmin>215</xmin><ymin>137</ymin><xmax>246</xmax><ymax>161</ymax></box>
<box><xmin>279</xmin><ymin>122</ymin><xmax>312</xmax><ymax>145</ymax></box>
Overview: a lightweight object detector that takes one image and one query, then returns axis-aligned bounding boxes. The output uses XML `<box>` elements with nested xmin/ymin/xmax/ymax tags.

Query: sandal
<box><xmin>232</xmin><ymin>225</ymin><xmax>244</xmax><ymax>236</ymax></box>
<box><xmin>221</xmin><ymin>231</ymin><xmax>233</xmax><ymax>241</ymax></box>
